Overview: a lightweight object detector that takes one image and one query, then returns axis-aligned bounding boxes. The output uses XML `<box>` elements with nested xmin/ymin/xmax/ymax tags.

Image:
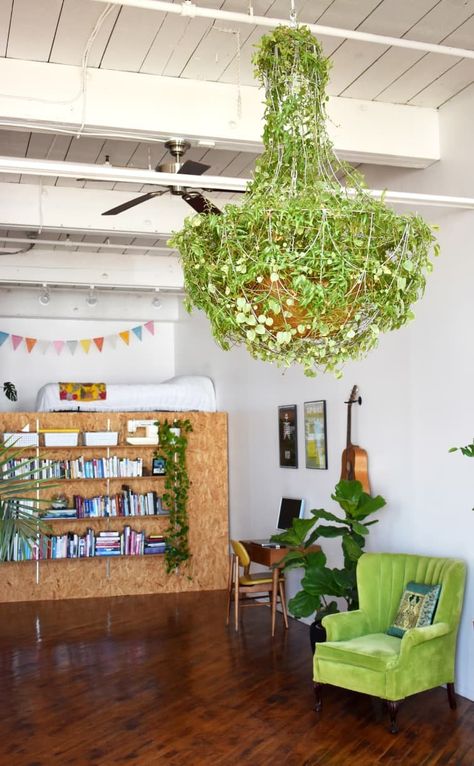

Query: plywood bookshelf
<box><xmin>0</xmin><ymin>411</ymin><xmax>228</xmax><ymax>603</ymax></box>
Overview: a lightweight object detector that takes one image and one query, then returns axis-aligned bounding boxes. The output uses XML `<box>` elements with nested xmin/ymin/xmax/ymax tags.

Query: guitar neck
<box><xmin>346</xmin><ymin>403</ymin><xmax>352</xmax><ymax>449</ymax></box>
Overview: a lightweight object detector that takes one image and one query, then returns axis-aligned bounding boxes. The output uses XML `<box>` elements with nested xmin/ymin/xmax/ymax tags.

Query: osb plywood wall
<box><xmin>0</xmin><ymin>411</ymin><xmax>229</xmax><ymax>602</ymax></box>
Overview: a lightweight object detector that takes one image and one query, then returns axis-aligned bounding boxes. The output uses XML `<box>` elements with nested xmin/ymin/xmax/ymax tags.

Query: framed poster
<box><xmin>152</xmin><ymin>457</ymin><xmax>166</xmax><ymax>476</ymax></box>
<box><xmin>304</xmin><ymin>400</ymin><xmax>328</xmax><ymax>470</ymax></box>
<box><xmin>279</xmin><ymin>405</ymin><xmax>298</xmax><ymax>468</ymax></box>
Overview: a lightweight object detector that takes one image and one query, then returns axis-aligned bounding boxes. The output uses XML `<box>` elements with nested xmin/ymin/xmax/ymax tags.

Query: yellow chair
<box><xmin>226</xmin><ymin>539</ymin><xmax>288</xmax><ymax>634</ymax></box>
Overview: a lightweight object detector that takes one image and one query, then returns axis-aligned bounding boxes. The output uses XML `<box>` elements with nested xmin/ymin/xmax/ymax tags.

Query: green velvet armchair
<box><xmin>313</xmin><ymin>552</ymin><xmax>466</xmax><ymax>733</ymax></box>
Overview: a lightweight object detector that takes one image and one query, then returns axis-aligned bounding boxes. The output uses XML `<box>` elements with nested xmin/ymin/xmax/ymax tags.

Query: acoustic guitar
<box><xmin>340</xmin><ymin>385</ymin><xmax>370</xmax><ymax>494</ymax></box>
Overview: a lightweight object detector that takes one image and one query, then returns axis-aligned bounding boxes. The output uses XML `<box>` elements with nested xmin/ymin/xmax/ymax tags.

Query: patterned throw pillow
<box><xmin>387</xmin><ymin>581</ymin><xmax>441</xmax><ymax>638</ymax></box>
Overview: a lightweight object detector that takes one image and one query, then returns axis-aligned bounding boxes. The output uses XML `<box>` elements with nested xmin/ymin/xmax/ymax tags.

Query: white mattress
<box><xmin>35</xmin><ymin>376</ymin><xmax>216</xmax><ymax>412</ymax></box>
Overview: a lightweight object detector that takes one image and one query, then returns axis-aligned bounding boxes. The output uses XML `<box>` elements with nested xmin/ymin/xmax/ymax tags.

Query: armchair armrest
<box><xmin>400</xmin><ymin>622</ymin><xmax>451</xmax><ymax>655</ymax></box>
<box><xmin>322</xmin><ymin>610</ymin><xmax>369</xmax><ymax>642</ymax></box>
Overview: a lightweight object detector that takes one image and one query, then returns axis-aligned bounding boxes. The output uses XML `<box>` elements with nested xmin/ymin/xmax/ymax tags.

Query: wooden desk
<box><xmin>242</xmin><ymin>540</ymin><xmax>321</xmax><ymax>636</ymax></box>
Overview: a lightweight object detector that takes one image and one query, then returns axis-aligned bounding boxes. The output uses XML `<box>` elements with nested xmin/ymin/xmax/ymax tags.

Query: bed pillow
<box><xmin>387</xmin><ymin>581</ymin><xmax>441</xmax><ymax>638</ymax></box>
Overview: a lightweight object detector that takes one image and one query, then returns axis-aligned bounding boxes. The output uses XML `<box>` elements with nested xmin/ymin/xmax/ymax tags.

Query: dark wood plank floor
<box><xmin>0</xmin><ymin>591</ymin><xmax>472</xmax><ymax>766</ymax></box>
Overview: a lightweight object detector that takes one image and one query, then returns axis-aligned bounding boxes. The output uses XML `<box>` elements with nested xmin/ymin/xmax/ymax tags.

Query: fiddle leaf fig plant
<box><xmin>170</xmin><ymin>25</ymin><xmax>437</xmax><ymax>377</ymax></box>
<box><xmin>271</xmin><ymin>479</ymin><xmax>386</xmax><ymax>618</ymax></box>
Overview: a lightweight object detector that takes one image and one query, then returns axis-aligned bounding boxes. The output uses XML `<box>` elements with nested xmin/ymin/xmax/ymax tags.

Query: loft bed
<box><xmin>35</xmin><ymin>376</ymin><xmax>216</xmax><ymax>413</ymax></box>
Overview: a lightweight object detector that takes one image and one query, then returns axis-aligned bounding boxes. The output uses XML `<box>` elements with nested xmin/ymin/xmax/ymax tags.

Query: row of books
<box><xmin>8</xmin><ymin>528</ymin><xmax>167</xmax><ymax>561</ymax></box>
<box><xmin>2</xmin><ymin>456</ymin><xmax>144</xmax><ymax>480</ymax></box>
<box><xmin>41</xmin><ymin>489</ymin><xmax>168</xmax><ymax>519</ymax></box>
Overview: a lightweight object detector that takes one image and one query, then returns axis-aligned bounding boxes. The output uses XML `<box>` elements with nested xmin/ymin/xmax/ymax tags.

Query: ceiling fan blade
<box><xmin>182</xmin><ymin>192</ymin><xmax>222</xmax><ymax>216</ymax></box>
<box><xmin>201</xmin><ymin>187</ymin><xmax>246</xmax><ymax>194</ymax></box>
<box><xmin>178</xmin><ymin>160</ymin><xmax>211</xmax><ymax>176</ymax></box>
<box><xmin>102</xmin><ymin>191</ymin><xmax>164</xmax><ymax>216</ymax></box>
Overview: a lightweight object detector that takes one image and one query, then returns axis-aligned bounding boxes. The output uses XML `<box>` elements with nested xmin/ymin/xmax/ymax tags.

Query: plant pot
<box><xmin>310</xmin><ymin>620</ymin><xmax>327</xmax><ymax>654</ymax></box>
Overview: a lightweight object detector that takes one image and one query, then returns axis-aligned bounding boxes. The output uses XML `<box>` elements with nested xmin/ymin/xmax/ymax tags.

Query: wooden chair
<box><xmin>226</xmin><ymin>539</ymin><xmax>288</xmax><ymax>633</ymax></box>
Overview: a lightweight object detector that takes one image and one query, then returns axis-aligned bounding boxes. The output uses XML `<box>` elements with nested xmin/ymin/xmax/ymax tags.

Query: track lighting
<box><xmin>86</xmin><ymin>286</ymin><xmax>98</xmax><ymax>307</ymax></box>
<box><xmin>39</xmin><ymin>284</ymin><xmax>50</xmax><ymax>306</ymax></box>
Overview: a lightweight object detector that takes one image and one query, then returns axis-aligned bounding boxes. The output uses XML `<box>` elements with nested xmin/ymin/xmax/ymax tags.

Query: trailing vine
<box><xmin>170</xmin><ymin>26</ymin><xmax>437</xmax><ymax>377</ymax></box>
<box><xmin>155</xmin><ymin>419</ymin><xmax>193</xmax><ymax>574</ymax></box>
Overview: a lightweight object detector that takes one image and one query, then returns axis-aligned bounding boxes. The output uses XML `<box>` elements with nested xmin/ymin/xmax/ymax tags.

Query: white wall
<box><xmin>174</xmin><ymin>85</ymin><xmax>474</xmax><ymax>700</ymax></box>
<box><xmin>0</xmin><ymin>315</ymin><xmax>175</xmax><ymax>411</ymax></box>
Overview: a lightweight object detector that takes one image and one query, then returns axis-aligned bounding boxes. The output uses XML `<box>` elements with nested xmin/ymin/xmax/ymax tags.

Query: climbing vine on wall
<box><xmin>155</xmin><ymin>419</ymin><xmax>193</xmax><ymax>574</ymax></box>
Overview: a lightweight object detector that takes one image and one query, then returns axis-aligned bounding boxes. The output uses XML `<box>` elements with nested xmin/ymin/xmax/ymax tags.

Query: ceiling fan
<box><xmin>101</xmin><ymin>139</ymin><xmax>242</xmax><ymax>217</ymax></box>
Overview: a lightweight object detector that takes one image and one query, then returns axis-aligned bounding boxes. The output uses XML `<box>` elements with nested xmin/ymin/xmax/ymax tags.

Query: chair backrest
<box><xmin>230</xmin><ymin>539</ymin><xmax>251</xmax><ymax>568</ymax></box>
<box><xmin>357</xmin><ymin>552</ymin><xmax>466</xmax><ymax>633</ymax></box>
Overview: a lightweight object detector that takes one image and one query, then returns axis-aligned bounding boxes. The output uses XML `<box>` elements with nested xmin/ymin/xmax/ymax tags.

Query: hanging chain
<box><xmin>289</xmin><ymin>0</ymin><xmax>297</xmax><ymax>28</ymax></box>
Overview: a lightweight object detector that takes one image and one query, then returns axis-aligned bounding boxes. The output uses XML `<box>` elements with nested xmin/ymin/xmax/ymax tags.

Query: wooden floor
<box><xmin>0</xmin><ymin>592</ymin><xmax>473</xmax><ymax>766</ymax></box>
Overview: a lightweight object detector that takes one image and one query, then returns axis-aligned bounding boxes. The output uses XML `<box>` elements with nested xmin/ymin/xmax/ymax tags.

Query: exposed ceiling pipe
<box><xmin>94</xmin><ymin>0</ymin><xmax>474</xmax><ymax>60</ymax></box>
<box><xmin>0</xmin><ymin>236</ymin><xmax>174</xmax><ymax>254</ymax></box>
<box><xmin>1</xmin><ymin>156</ymin><xmax>474</xmax><ymax>210</ymax></box>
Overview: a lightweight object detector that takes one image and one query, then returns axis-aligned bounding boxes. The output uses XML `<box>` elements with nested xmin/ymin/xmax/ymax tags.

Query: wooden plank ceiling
<box><xmin>1</xmin><ymin>0</ymin><xmax>472</xmax><ymax>107</ymax></box>
<box><xmin>0</xmin><ymin>0</ymin><xmax>472</xmax><ymax>249</ymax></box>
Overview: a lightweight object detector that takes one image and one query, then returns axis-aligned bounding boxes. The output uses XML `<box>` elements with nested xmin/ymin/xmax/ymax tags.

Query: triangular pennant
<box><xmin>53</xmin><ymin>340</ymin><xmax>65</xmax><ymax>355</ymax></box>
<box><xmin>107</xmin><ymin>335</ymin><xmax>118</xmax><ymax>350</ymax></box>
<box><xmin>25</xmin><ymin>338</ymin><xmax>37</xmax><ymax>354</ymax></box>
<box><xmin>11</xmin><ymin>335</ymin><xmax>23</xmax><ymax>351</ymax></box>
<box><xmin>37</xmin><ymin>340</ymin><xmax>50</xmax><ymax>355</ymax></box>
<box><xmin>144</xmin><ymin>321</ymin><xmax>155</xmax><ymax>335</ymax></box>
<box><xmin>80</xmin><ymin>339</ymin><xmax>91</xmax><ymax>354</ymax></box>
<box><xmin>119</xmin><ymin>331</ymin><xmax>130</xmax><ymax>346</ymax></box>
<box><xmin>0</xmin><ymin>332</ymin><xmax>9</xmax><ymax>347</ymax></box>
<box><xmin>67</xmin><ymin>340</ymin><xmax>78</xmax><ymax>356</ymax></box>
<box><xmin>132</xmin><ymin>326</ymin><xmax>142</xmax><ymax>342</ymax></box>
<box><xmin>93</xmin><ymin>337</ymin><xmax>104</xmax><ymax>352</ymax></box>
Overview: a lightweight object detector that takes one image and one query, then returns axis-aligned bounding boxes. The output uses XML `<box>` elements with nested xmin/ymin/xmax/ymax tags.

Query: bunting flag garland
<box><xmin>0</xmin><ymin>322</ymin><xmax>156</xmax><ymax>356</ymax></box>
<box><xmin>25</xmin><ymin>338</ymin><xmax>37</xmax><ymax>353</ymax></box>
<box><xmin>11</xmin><ymin>335</ymin><xmax>23</xmax><ymax>351</ymax></box>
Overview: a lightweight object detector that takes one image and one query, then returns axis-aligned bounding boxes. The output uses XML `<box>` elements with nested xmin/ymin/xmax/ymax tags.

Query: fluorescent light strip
<box><xmin>94</xmin><ymin>0</ymin><xmax>474</xmax><ymax>60</ymax></box>
<box><xmin>1</xmin><ymin>156</ymin><xmax>474</xmax><ymax>209</ymax></box>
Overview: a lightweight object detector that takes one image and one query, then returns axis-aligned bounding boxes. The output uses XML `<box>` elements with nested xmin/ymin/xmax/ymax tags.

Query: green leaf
<box><xmin>287</xmin><ymin>589</ymin><xmax>322</xmax><ymax>618</ymax></box>
<box><xmin>342</xmin><ymin>534</ymin><xmax>364</xmax><ymax>563</ymax></box>
<box><xmin>314</xmin><ymin>525</ymin><xmax>346</xmax><ymax>538</ymax></box>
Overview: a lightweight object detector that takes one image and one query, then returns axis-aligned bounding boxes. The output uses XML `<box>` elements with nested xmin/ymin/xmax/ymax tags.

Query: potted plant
<box><xmin>270</xmin><ymin>479</ymin><xmax>386</xmax><ymax>651</ymax></box>
<box><xmin>0</xmin><ymin>440</ymin><xmax>51</xmax><ymax>561</ymax></box>
<box><xmin>3</xmin><ymin>383</ymin><xmax>17</xmax><ymax>402</ymax></box>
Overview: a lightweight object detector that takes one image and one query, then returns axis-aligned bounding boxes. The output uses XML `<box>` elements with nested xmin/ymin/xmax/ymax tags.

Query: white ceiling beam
<box><xmin>0</xmin><ymin>182</ymin><xmax>189</xmax><ymax>237</ymax></box>
<box><xmin>0</xmin><ymin>250</ymin><xmax>183</xmax><ymax>290</ymax></box>
<box><xmin>95</xmin><ymin>0</ymin><xmax>474</xmax><ymax>60</ymax></box>
<box><xmin>0</xmin><ymin>58</ymin><xmax>439</xmax><ymax>168</ymax></box>
<box><xmin>2</xmin><ymin>163</ymin><xmax>474</xmax><ymax>211</ymax></box>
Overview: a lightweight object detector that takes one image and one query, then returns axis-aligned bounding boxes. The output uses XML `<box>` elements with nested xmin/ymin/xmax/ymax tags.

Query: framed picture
<box><xmin>278</xmin><ymin>405</ymin><xmax>298</xmax><ymax>468</ymax></box>
<box><xmin>304</xmin><ymin>400</ymin><xmax>328</xmax><ymax>470</ymax></box>
<box><xmin>152</xmin><ymin>457</ymin><xmax>166</xmax><ymax>476</ymax></box>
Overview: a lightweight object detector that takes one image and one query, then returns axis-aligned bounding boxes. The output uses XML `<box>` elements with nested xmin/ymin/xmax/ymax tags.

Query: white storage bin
<box><xmin>3</xmin><ymin>432</ymin><xmax>39</xmax><ymax>447</ymax></box>
<box><xmin>84</xmin><ymin>431</ymin><xmax>119</xmax><ymax>447</ymax></box>
<box><xmin>44</xmin><ymin>432</ymin><xmax>79</xmax><ymax>447</ymax></box>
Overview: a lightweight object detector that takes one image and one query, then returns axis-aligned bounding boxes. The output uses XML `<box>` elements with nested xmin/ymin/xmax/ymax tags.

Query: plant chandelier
<box><xmin>170</xmin><ymin>25</ymin><xmax>438</xmax><ymax>376</ymax></box>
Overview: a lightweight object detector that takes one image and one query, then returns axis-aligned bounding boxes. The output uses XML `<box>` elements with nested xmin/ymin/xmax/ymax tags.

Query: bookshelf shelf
<box><xmin>0</xmin><ymin>410</ymin><xmax>229</xmax><ymax>602</ymax></box>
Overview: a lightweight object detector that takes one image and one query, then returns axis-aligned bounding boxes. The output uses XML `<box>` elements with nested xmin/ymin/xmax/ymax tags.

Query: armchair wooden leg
<box><xmin>387</xmin><ymin>701</ymin><xmax>400</xmax><ymax>734</ymax></box>
<box><xmin>313</xmin><ymin>682</ymin><xmax>323</xmax><ymax>713</ymax></box>
<box><xmin>447</xmin><ymin>683</ymin><xmax>457</xmax><ymax>710</ymax></box>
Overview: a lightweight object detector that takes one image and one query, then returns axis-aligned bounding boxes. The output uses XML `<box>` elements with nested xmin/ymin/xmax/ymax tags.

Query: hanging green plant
<box><xmin>155</xmin><ymin>419</ymin><xmax>193</xmax><ymax>574</ymax></box>
<box><xmin>170</xmin><ymin>25</ymin><xmax>437</xmax><ymax>377</ymax></box>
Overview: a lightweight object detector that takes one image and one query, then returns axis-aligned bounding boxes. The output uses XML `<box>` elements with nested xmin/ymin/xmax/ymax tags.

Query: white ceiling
<box><xmin>0</xmin><ymin>0</ymin><xmax>473</xmax><ymax>270</ymax></box>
